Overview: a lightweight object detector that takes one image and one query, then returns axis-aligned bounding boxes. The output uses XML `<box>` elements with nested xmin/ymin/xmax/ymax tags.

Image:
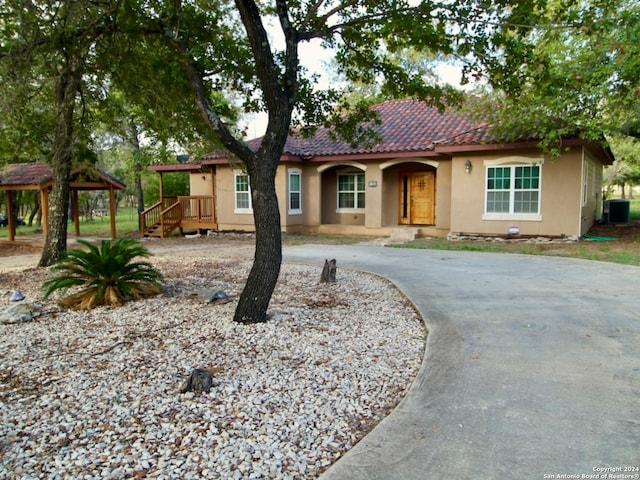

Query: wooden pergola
<box><xmin>0</xmin><ymin>163</ymin><xmax>126</xmax><ymax>246</ymax></box>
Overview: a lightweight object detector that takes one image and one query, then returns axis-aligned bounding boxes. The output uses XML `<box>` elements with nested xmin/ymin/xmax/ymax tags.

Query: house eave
<box><xmin>148</xmin><ymin>163</ymin><xmax>204</xmax><ymax>172</ymax></box>
<box><xmin>435</xmin><ymin>138</ymin><xmax>614</xmax><ymax>165</ymax></box>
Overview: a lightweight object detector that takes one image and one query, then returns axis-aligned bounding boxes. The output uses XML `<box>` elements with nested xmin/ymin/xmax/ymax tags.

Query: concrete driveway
<box><xmin>283</xmin><ymin>245</ymin><xmax>640</xmax><ymax>479</ymax></box>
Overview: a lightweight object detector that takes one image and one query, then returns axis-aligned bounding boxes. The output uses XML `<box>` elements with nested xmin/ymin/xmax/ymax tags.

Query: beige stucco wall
<box><xmin>303</xmin><ymin>166</ymin><xmax>321</xmax><ymax>228</ymax></box>
<box><xmin>581</xmin><ymin>150</ymin><xmax>604</xmax><ymax>233</ymax></box>
<box><xmin>214</xmin><ymin>166</ymin><xmax>254</xmax><ymax>231</ymax></box>
<box><xmin>189</xmin><ymin>171</ymin><xmax>214</xmax><ymax>197</ymax></box>
<box><xmin>435</xmin><ymin>160</ymin><xmax>452</xmax><ymax>231</ymax></box>
<box><xmin>212</xmin><ymin>157</ymin><xmax>456</xmax><ymax>235</ymax></box>
<box><xmin>213</xmin><ymin>163</ymin><xmax>318</xmax><ymax>233</ymax></box>
<box><xmin>209</xmin><ymin>145</ymin><xmax>603</xmax><ymax>237</ymax></box>
<box><xmin>365</xmin><ymin>164</ymin><xmax>383</xmax><ymax>229</ymax></box>
<box><xmin>449</xmin><ymin>147</ymin><xmax>589</xmax><ymax>237</ymax></box>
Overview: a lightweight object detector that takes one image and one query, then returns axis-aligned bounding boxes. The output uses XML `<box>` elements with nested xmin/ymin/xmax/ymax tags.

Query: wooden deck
<box><xmin>141</xmin><ymin>196</ymin><xmax>217</xmax><ymax>238</ymax></box>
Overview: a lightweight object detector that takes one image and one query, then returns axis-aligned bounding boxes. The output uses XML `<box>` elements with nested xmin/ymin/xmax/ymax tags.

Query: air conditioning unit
<box><xmin>603</xmin><ymin>199</ymin><xmax>630</xmax><ymax>224</ymax></box>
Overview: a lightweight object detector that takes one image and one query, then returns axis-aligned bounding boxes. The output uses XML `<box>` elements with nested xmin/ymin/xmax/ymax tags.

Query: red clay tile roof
<box><xmin>200</xmin><ymin>99</ymin><xmax>489</xmax><ymax>161</ymax></box>
<box><xmin>0</xmin><ymin>163</ymin><xmax>126</xmax><ymax>189</ymax></box>
<box><xmin>0</xmin><ymin>163</ymin><xmax>52</xmax><ymax>186</ymax></box>
<box><xmin>290</xmin><ymin>99</ymin><xmax>489</xmax><ymax>157</ymax></box>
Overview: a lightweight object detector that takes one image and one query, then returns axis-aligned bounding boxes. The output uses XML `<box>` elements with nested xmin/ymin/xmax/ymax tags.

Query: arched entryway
<box><xmin>317</xmin><ymin>161</ymin><xmax>367</xmax><ymax>227</ymax></box>
<box><xmin>380</xmin><ymin>159</ymin><xmax>439</xmax><ymax>227</ymax></box>
<box><xmin>398</xmin><ymin>170</ymin><xmax>436</xmax><ymax>225</ymax></box>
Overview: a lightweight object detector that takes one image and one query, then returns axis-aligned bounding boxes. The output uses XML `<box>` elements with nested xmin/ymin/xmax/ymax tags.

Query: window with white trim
<box><xmin>288</xmin><ymin>169</ymin><xmax>302</xmax><ymax>214</ymax></box>
<box><xmin>486</xmin><ymin>165</ymin><xmax>540</xmax><ymax>215</ymax></box>
<box><xmin>337</xmin><ymin>172</ymin><xmax>365</xmax><ymax>211</ymax></box>
<box><xmin>234</xmin><ymin>172</ymin><xmax>252</xmax><ymax>212</ymax></box>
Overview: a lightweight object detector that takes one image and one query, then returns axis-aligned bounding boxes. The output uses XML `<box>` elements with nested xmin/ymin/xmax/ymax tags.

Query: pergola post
<box><xmin>6</xmin><ymin>191</ymin><xmax>15</xmax><ymax>242</ymax></box>
<box><xmin>72</xmin><ymin>190</ymin><xmax>81</xmax><ymax>236</ymax></box>
<box><xmin>109</xmin><ymin>186</ymin><xmax>117</xmax><ymax>239</ymax></box>
<box><xmin>41</xmin><ymin>188</ymin><xmax>49</xmax><ymax>237</ymax></box>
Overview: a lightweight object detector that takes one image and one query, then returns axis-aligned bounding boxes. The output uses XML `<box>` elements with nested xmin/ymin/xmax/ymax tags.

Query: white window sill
<box><xmin>482</xmin><ymin>213</ymin><xmax>542</xmax><ymax>221</ymax></box>
<box><xmin>234</xmin><ymin>209</ymin><xmax>253</xmax><ymax>214</ymax></box>
<box><xmin>288</xmin><ymin>210</ymin><xmax>302</xmax><ymax>215</ymax></box>
<box><xmin>336</xmin><ymin>208</ymin><xmax>365</xmax><ymax>214</ymax></box>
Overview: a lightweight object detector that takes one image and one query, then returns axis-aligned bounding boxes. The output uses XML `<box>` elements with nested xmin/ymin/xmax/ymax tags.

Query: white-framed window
<box><xmin>485</xmin><ymin>164</ymin><xmax>541</xmax><ymax>218</ymax></box>
<box><xmin>288</xmin><ymin>169</ymin><xmax>302</xmax><ymax>214</ymax></box>
<box><xmin>234</xmin><ymin>172</ymin><xmax>252</xmax><ymax>213</ymax></box>
<box><xmin>337</xmin><ymin>172</ymin><xmax>365</xmax><ymax>212</ymax></box>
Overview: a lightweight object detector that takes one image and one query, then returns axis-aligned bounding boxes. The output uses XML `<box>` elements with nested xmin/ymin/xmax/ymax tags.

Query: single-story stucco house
<box><xmin>143</xmin><ymin>99</ymin><xmax>614</xmax><ymax>239</ymax></box>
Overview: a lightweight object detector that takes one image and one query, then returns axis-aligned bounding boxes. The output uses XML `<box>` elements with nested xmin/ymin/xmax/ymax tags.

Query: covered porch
<box><xmin>313</xmin><ymin>157</ymin><xmax>448</xmax><ymax>240</ymax></box>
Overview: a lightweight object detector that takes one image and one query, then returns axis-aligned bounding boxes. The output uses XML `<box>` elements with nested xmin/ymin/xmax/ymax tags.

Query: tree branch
<box><xmin>160</xmin><ymin>26</ymin><xmax>255</xmax><ymax>162</ymax></box>
<box><xmin>301</xmin><ymin>0</ymin><xmax>327</xmax><ymax>30</ymax></box>
<box><xmin>276</xmin><ymin>0</ymin><xmax>299</xmax><ymax>109</ymax></box>
<box><xmin>234</xmin><ymin>0</ymin><xmax>287</xmax><ymax>113</ymax></box>
<box><xmin>315</xmin><ymin>0</ymin><xmax>360</xmax><ymax>27</ymax></box>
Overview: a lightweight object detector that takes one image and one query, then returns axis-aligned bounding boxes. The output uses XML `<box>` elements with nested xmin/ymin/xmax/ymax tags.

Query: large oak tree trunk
<box><xmin>162</xmin><ymin>0</ymin><xmax>295</xmax><ymax>323</ymax></box>
<box><xmin>38</xmin><ymin>63</ymin><xmax>82</xmax><ymax>267</ymax></box>
<box><xmin>233</xmin><ymin>156</ymin><xmax>282</xmax><ymax>323</ymax></box>
<box><xmin>129</xmin><ymin>120</ymin><xmax>145</xmax><ymax>230</ymax></box>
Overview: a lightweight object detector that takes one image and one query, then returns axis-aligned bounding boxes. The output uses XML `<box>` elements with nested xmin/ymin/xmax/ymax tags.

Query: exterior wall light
<box><xmin>465</xmin><ymin>160</ymin><xmax>472</xmax><ymax>173</ymax></box>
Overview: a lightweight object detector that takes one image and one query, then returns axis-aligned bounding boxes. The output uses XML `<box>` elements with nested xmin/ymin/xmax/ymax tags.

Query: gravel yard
<box><xmin>0</xmin><ymin>243</ymin><xmax>425</xmax><ymax>479</ymax></box>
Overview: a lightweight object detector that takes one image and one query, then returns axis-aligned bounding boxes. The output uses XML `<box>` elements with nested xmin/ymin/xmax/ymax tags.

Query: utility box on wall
<box><xmin>603</xmin><ymin>199</ymin><xmax>630</xmax><ymax>224</ymax></box>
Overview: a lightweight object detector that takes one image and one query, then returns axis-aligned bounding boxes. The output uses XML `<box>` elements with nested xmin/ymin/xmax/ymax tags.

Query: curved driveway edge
<box><xmin>283</xmin><ymin>245</ymin><xmax>640</xmax><ymax>480</ymax></box>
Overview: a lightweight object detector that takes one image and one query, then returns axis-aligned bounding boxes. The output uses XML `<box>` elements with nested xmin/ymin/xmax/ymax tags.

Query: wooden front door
<box><xmin>399</xmin><ymin>171</ymin><xmax>435</xmax><ymax>225</ymax></box>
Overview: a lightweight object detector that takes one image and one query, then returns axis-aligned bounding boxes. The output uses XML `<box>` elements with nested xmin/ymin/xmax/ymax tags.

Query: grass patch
<box><xmin>396</xmin><ymin>197</ymin><xmax>640</xmax><ymax>266</ymax></box>
<box><xmin>396</xmin><ymin>236</ymin><xmax>640</xmax><ymax>267</ymax></box>
<box><xmin>630</xmin><ymin>198</ymin><xmax>640</xmax><ymax>220</ymax></box>
<box><xmin>0</xmin><ymin>207</ymin><xmax>141</xmax><ymax>239</ymax></box>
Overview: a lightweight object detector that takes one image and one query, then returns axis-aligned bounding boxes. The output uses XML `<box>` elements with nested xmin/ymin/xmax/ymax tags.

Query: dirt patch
<box><xmin>0</xmin><ymin>233</ymin><xmax>256</xmax><ymax>259</ymax></box>
<box><xmin>584</xmin><ymin>220</ymin><xmax>640</xmax><ymax>244</ymax></box>
<box><xmin>0</xmin><ymin>244</ymin><xmax>41</xmax><ymax>258</ymax></box>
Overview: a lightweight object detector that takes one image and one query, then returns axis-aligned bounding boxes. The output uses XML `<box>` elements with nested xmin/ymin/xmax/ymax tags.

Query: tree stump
<box><xmin>180</xmin><ymin>368</ymin><xmax>214</xmax><ymax>393</ymax></box>
<box><xmin>320</xmin><ymin>259</ymin><xmax>337</xmax><ymax>283</ymax></box>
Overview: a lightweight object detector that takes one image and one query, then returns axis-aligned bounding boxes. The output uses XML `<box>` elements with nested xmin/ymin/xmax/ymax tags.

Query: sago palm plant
<box><xmin>42</xmin><ymin>238</ymin><xmax>164</xmax><ymax>310</ymax></box>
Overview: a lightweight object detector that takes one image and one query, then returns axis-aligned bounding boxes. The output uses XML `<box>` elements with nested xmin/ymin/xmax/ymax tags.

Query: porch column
<box><xmin>109</xmin><ymin>186</ymin><xmax>117</xmax><ymax>239</ymax></box>
<box><xmin>210</xmin><ymin>168</ymin><xmax>216</xmax><ymax>224</ymax></box>
<box><xmin>364</xmin><ymin>165</ymin><xmax>383</xmax><ymax>229</ymax></box>
<box><xmin>72</xmin><ymin>190</ymin><xmax>80</xmax><ymax>236</ymax></box>
<box><xmin>40</xmin><ymin>188</ymin><xmax>49</xmax><ymax>237</ymax></box>
<box><xmin>308</xmin><ymin>168</ymin><xmax>321</xmax><ymax>227</ymax></box>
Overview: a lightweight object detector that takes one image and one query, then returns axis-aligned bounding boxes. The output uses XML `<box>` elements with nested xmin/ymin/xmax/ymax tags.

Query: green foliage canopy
<box><xmin>468</xmin><ymin>0</ymin><xmax>640</xmax><ymax>153</ymax></box>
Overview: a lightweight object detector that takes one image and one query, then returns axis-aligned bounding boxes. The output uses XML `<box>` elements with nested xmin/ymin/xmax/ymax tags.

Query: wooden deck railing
<box><xmin>160</xmin><ymin>201</ymin><xmax>182</xmax><ymax>238</ymax></box>
<box><xmin>140</xmin><ymin>197</ymin><xmax>179</xmax><ymax>236</ymax></box>
<box><xmin>140</xmin><ymin>201</ymin><xmax>162</xmax><ymax>236</ymax></box>
<box><xmin>141</xmin><ymin>196</ymin><xmax>215</xmax><ymax>237</ymax></box>
<box><xmin>178</xmin><ymin>196</ymin><xmax>215</xmax><ymax>224</ymax></box>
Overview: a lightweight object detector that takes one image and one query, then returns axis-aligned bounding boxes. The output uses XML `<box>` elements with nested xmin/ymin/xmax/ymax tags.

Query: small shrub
<box><xmin>42</xmin><ymin>238</ymin><xmax>163</xmax><ymax>310</ymax></box>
